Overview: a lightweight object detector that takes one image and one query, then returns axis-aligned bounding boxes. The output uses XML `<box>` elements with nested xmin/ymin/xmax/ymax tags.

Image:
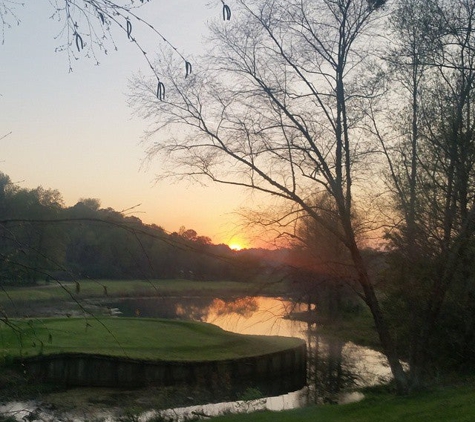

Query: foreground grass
<box><xmin>0</xmin><ymin>317</ymin><xmax>302</xmax><ymax>361</ymax></box>
<box><xmin>209</xmin><ymin>383</ymin><xmax>475</xmax><ymax>422</ymax></box>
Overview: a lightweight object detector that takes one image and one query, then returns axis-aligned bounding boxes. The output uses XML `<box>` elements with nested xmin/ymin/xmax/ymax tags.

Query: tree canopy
<box><xmin>0</xmin><ymin>172</ymin><xmax>256</xmax><ymax>284</ymax></box>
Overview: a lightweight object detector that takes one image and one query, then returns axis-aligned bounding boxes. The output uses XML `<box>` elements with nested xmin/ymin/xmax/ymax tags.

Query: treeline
<box><xmin>0</xmin><ymin>173</ymin><xmax>261</xmax><ymax>285</ymax></box>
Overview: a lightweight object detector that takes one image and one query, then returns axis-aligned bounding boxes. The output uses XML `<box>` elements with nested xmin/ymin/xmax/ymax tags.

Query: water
<box><xmin>104</xmin><ymin>296</ymin><xmax>392</xmax><ymax>403</ymax></box>
<box><xmin>0</xmin><ymin>295</ymin><xmax>391</xmax><ymax>421</ymax></box>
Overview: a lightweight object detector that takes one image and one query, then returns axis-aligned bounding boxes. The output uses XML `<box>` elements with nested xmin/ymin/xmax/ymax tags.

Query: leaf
<box><xmin>185</xmin><ymin>61</ymin><xmax>192</xmax><ymax>78</ymax></box>
<box><xmin>75</xmin><ymin>32</ymin><xmax>84</xmax><ymax>52</ymax></box>
<box><xmin>157</xmin><ymin>81</ymin><xmax>165</xmax><ymax>100</ymax></box>
<box><xmin>127</xmin><ymin>19</ymin><xmax>133</xmax><ymax>39</ymax></box>
<box><xmin>223</xmin><ymin>4</ymin><xmax>231</xmax><ymax>21</ymax></box>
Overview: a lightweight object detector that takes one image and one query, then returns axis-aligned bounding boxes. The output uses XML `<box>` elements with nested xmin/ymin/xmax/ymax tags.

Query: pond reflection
<box><xmin>204</xmin><ymin>297</ymin><xmax>301</xmax><ymax>337</ymax></box>
<box><xmin>105</xmin><ymin>295</ymin><xmax>391</xmax><ymax>405</ymax></box>
<box><xmin>202</xmin><ymin>297</ymin><xmax>391</xmax><ymax>403</ymax></box>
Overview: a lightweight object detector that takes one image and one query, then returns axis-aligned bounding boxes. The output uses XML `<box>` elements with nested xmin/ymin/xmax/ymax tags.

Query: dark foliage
<box><xmin>0</xmin><ymin>172</ymin><xmax>259</xmax><ymax>285</ymax></box>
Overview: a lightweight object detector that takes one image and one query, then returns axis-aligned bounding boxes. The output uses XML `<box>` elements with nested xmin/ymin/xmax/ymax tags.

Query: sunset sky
<box><xmin>0</xmin><ymin>1</ymin><xmax>257</xmax><ymax>248</ymax></box>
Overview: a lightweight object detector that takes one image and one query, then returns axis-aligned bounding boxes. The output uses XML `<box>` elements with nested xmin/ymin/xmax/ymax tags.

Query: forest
<box><xmin>0</xmin><ymin>172</ymin><xmax>270</xmax><ymax>284</ymax></box>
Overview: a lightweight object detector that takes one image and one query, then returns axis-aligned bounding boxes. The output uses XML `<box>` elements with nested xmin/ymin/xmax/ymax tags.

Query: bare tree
<box><xmin>131</xmin><ymin>0</ymin><xmax>412</xmax><ymax>392</ymax></box>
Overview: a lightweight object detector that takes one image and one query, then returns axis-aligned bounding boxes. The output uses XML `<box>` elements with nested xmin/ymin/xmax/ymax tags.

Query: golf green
<box><xmin>0</xmin><ymin>317</ymin><xmax>303</xmax><ymax>361</ymax></box>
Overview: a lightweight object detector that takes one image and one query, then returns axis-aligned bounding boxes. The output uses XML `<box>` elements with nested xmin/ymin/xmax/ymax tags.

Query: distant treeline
<box><xmin>0</xmin><ymin>172</ymin><xmax>267</xmax><ymax>284</ymax></box>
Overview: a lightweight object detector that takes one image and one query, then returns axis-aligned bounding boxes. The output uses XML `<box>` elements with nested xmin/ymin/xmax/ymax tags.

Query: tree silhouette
<box><xmin>131</xmin><ymin>0</ymin><xmax>412</xmax><ymax>392</ymax></box>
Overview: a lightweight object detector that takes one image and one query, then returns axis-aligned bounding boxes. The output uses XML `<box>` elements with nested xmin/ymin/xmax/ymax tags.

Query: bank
<box><xmin>1</xmin><ymin>317</ymin><xmax>306</xmax><ymax>397</ymax></box>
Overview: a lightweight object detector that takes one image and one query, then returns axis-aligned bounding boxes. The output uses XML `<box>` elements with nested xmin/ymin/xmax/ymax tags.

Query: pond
<box><xmin>0</xmin><ymin>295</ymin><xmax>392</xmax><ymax>421</ymax></box>
<box><xmin>104</xmin><ymin>295</ymin><xmax>392</xmax><ymax>405</ymax></box>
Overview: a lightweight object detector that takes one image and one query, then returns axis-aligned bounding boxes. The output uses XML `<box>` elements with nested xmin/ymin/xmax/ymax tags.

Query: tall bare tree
<box><xmin>131</xmin><ymin>0</ymin><xmax>412</xmax><ymax>392</ymax></box>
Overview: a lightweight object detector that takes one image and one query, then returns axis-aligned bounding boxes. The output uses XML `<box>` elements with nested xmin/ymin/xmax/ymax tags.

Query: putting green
<box><xmin>0</xmin><ymin>317</ymin><xmax>303</xmax><ymax>361</ymax></box>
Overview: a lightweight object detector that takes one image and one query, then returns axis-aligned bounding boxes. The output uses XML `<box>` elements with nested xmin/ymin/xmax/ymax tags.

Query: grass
<box><xmin>208</xmin><ymin>383</ymin><xmax>475</xmax><ymax>422</ymax></box>
<box><xmin>0</xmin><ymin>279</ymin><xmax>269</xmax><ymax>305</ymax></box>
<box><xmin>0</xmin><ymin>317</ymin><xmax>303</xmax><ymax>361</ymax></box>
<box><xmin>4</xmin><ymin>280</ymin><xmax>474</xmax><ymax>421</ymax></box>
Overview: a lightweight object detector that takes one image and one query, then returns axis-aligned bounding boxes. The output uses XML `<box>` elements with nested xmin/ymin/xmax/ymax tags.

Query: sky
<box><xmin>0</xmin><ymin>1</ymin><xmax>257</xmax><ymax>248</ymax></box>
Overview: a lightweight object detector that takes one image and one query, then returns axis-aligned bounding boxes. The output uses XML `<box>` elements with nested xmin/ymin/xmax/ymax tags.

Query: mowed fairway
<box><xmin>0</xmin><ymin>317</ymin><xmax>303</xmax><ymax>361</ymax></box>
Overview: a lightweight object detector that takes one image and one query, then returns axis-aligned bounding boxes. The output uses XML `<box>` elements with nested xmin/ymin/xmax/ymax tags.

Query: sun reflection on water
<box><xmin>204</xmin><ymin>296</ymin><xmax>309</xmax><ymax>338</ymax></box>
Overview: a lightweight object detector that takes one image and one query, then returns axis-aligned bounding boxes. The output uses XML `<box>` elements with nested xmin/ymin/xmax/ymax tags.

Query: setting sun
<box><xmin>229</xmin><ymin>243</ymin><xmax>244</xmax><ymax>251</ymax></box>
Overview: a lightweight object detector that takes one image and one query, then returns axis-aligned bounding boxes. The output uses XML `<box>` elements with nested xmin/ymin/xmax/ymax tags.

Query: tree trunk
<box><xmin>346</xmin><ymin>228</ymin><xmax>409</xmax><ymax>393</ymax></box>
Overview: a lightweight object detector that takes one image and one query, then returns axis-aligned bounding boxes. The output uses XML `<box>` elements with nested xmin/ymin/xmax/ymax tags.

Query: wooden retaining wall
<box><xmin>20</xmin><ymin>342</ymin><xmax>307</xmax><ymax>395</ymax></box>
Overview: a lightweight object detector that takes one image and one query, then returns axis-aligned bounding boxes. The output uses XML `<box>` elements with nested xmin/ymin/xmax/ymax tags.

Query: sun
<box><xmin>229</xmin><ymin>243</ymin><xmax>243</xmax><ymax>251</ymax></box>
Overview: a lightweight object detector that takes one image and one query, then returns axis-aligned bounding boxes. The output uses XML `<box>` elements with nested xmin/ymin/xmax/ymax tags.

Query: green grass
<box><xmin>0</xmin><ymin>279</ymin><xmax>264</xmax><ymax>304</ymax></box>
<box><xmin>0</xmin><ymin>317</ymin><xmax>303</xmax><ymax>361</ymax></box>
<box><xmin>209</xmin><ymin>383</ymin><xmax>475</xmax><ymax>422</ymax></box>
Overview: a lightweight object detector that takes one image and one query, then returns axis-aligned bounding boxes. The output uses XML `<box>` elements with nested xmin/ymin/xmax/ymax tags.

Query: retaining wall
<box><xmin>20</xmin><ymin>342</ymin><xmax>307</xmax><ymax>395</ymax></box>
